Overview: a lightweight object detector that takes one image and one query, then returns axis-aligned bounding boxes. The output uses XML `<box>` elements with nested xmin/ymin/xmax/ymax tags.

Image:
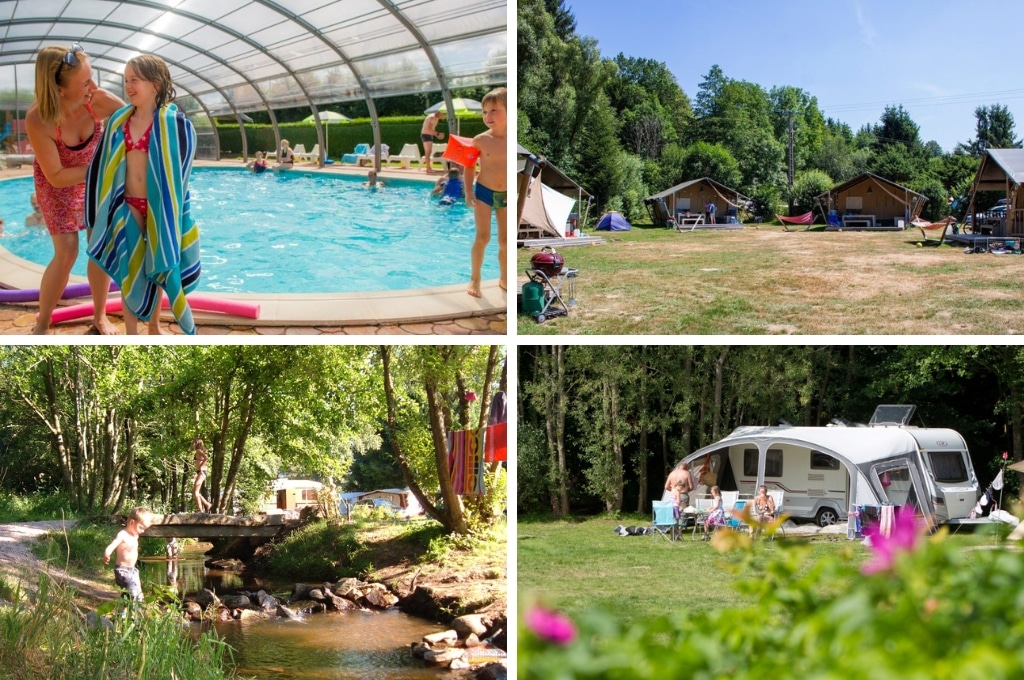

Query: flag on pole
<box><xmin>993</xmin><ymin>470</ymin><xmax>1004</xmax><ymax>491</ymax></box>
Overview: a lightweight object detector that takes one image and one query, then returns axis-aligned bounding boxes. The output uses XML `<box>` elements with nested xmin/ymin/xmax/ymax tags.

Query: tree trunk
<box><xmin>713</xmin><ymin>347</ymin><xmax>730</xmax><ymax>440</ymax></box>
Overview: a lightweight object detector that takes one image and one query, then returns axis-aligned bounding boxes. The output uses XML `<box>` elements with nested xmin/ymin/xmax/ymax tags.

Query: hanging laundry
<box><xmin>488</xmin><ymin>390</ymin><xmax>507</xmax><ymax>425</ymax></box>
<box><xmin>485</xmin><ymin>421</ymin><xmax>507</xmax><ymax>463</ymax></box>
<box><xmin>448</xmin><ymin>428</ymin><xmax>486</xmax><ymax>496</ymax></box>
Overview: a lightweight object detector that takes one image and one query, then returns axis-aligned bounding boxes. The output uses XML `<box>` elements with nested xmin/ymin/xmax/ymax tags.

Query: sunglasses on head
<box><xmin>55</xmin><ymin>43</ymin><xmax>84</xmax><ymax>83</ymax></box>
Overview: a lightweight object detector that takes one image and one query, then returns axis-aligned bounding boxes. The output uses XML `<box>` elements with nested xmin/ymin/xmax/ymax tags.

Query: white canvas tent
<box><xmin>517</xmin><ymin>145</ymin><xmax>592</xmax><ymax>240</ymax></box>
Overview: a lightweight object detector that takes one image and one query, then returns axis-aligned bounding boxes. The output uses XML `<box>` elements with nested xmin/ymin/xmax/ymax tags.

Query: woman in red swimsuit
<box><xmin>25</xmin><ymin>44</ymin><xmax>125</xmax><ymax>334</ymax></box>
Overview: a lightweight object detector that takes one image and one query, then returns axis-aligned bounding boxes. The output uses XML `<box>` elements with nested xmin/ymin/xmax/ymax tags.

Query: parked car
<box><xmin>964</xmin><ymin>203</ymin><xmax>1007</xmax><ymax>226</ymax></box>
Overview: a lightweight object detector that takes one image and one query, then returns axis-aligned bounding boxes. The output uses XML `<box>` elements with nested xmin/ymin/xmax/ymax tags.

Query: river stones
<box><xmin>222</xmin><ymin>595</ymin><xmax>251</xmax><ymax>609</ymax></box>
<box><xmin>291</xmin><ymin>583</ymin><xmax>313</xmax><ymax>601</ymax></box>
<box><xmin>332</xmin><ymin>578</ymin><xmax>362</xmax><ymax>598</ymax></box>
<box><xmin>423</xmin><ymin>647</ymin><xmax>466</xmax><ymax>666</ymax></box>
<box><xmin>452</xmin><ymin>614</ymin><xmax>488</xmax><ymax>638</ymax></box>
<box><xmin>276</xmin><ymin>604</ymin><xmax>302</xmax><ymax>621</ymax></box>
<box><xmin>423</xmin><ymin>630</ymin><xmax>458</xmax><ymax>645</ymax></box>
<box><xmin>307</xmin><ymin>588</ymin><xmax>325</xmax><ymax>602</ymax></box>
<box><xmin>183</xmin><ymin>601</ymin><xmax>203</xmax><ymax>621</ymax></box>
<box><xmin>256</xmin><ymin>592</ymin><xmax>279</xmax><ymax>611</ymax></box>
<box><xmin>189</xmin><ymin>588</ymin><xmax>220</xmax><ymax>609</ymax></box>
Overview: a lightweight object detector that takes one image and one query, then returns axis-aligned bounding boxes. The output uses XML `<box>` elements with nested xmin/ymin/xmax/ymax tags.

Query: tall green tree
<box><xmin>957</xmin><ymin>103</ymin><xmax>1022</xmax><ymax>156</ymax></box>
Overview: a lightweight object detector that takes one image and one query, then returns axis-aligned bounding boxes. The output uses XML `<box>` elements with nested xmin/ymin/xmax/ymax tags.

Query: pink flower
<box><xmin>861</xmin><ymin>506</ymin><xmax>922</xmax><ymax>575</ymax></box>
<box><xmin>525</xmin><ymin>606</ymin><xmax>576</xmax><ymax>645</ymax></box>
<box><xmin>465</xmin><ymin>391</ymin><xmax>477</xmax><ymax>402</ymax></box>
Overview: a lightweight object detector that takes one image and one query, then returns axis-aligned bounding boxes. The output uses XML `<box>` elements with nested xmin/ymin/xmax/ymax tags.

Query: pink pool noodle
<box><xmin>47</xmin><ymin>295</ymin><xmax>260</xmax><ymax>325</ymax></box>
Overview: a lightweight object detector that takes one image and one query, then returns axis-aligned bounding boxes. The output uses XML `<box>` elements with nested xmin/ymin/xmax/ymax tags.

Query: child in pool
<box><xmin>252</xmin><ymin>150</ymin><xmax>268</xmax><ymax>174</ymax></box>
<box><xmin>464</xmin><ymin>87</ymin><xmax>507</xmax><ymax>297</ymax></box>
<box><xmin>432</xmin><ymin>167</ymin><xmax>463</xmax><ymax>205</ymax></box>
<box><xmin>25</xmin><ymin>193</ymin><xmax>46</xmax><ymax>227</ymax></box>
<box><xmin>363</xmin><ymin>169</ymin><xmax>385</xmax><ymax>189</ymax></box>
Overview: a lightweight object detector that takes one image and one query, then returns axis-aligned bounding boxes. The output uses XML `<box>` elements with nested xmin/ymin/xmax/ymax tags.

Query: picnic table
<box><xmin>675</xmin><ymin>213</ymin><xmax>705</xmax><ymax>231</ymax></box>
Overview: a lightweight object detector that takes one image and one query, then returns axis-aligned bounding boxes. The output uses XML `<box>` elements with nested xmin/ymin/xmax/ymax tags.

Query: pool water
<box><xmin>0</xmin><ymin>169</ymin><xmax>499</xmax><ymax>293</ymax></box>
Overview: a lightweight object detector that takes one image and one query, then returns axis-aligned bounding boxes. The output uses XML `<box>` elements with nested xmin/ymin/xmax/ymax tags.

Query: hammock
<box><xmin>776</xmin><ymin>211</ymin><xmax>816</xmax><ymax>231</ymax></box>
<box><xmin>776</xmin><ymin>211</ymin><xmax>815</xmax><ymax>225</ymax></box>
<box><xmin>912</xmin><ymin>216</ymin><xmax>955</xmax><ymax>243</ymax></box>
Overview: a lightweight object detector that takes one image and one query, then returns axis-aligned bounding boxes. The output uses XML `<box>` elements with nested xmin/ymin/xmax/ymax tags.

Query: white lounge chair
<box><xmin>388</xmin><ymin>143</ymin><xmax>420</xmax><ymax>168</ymax></box>
<box><xmin>294</xmin><ymin>143</ymin><xmax>320</xmax><ymax>163</ymax></box>
<box><xmin>356</xmin><ymin>144</ymin><xmax>389</xmax><ymax>167</ymax></box>
<box><xmin>429</xmin><ymin>143</ymin><xmax>448</xmax><ymax>171</ymax></box>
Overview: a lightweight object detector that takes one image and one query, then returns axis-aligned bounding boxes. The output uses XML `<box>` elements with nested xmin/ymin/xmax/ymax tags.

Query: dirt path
<box><xmin>0</xmin><ymin>520</ymin><xmax>116</xmax><ymax>602</ymax></box>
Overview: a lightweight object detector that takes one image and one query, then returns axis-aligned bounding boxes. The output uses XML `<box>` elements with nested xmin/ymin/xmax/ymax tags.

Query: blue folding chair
<box><xmin>651</xmin><ymin>500</ymin><xmax>678</xmax><ymax>542</ymax></box>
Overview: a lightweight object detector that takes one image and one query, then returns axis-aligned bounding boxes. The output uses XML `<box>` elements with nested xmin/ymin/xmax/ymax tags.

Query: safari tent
<box><xmin>672</xmin><ymin>405</ymin><xmax>980</xmax><ymax>529</ymax></box>
<box><xmin>815</xmin><ymin>173</ymin><xmax>926</xmax><ymax>230</ymax></box>
<box><xmin>965</xmin><ymin>148</ymin><xmax>1024</xmax><ymax>237</ymax></box>
<box><xmin>644</xmin><ymin>177</ymin><xmax>749</xmax><ymax>228</ymax></box>
<box><xmin>517</xmin><ymin>144</ymin><xmax>592</xmax><ymax>240</ymax></box>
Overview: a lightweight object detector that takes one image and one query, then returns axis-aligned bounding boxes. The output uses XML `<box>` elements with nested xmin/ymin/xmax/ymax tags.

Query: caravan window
<box><xmin>744</xmin><ymin>448</ymin><xmax>783</xmax><ymax>477</ymax></box>
<box><xmin>928</xmin><ymin>452</ymin><xmax>968</xmax><ymax>483</ymax></box>
<box><xmin>811</xmin><ymin>451</ymin><xmax>840</xmax><ymax>470</ymax></box>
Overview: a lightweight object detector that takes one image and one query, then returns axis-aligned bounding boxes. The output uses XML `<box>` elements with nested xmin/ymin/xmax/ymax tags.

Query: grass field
<box><xmin>516</xmin><ymin>223</ymin><xmax>1024</xmax><ymax>335</ymax></box>
<box><xmin>517</xmin><ymin>515</ymin><xmax>1001</xmax><ymax>626</ymax></box>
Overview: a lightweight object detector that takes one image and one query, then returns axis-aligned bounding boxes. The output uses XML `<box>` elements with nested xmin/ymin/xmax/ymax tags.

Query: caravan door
<box><xmin>870</xmin><ymin>458</ymin><xmax>928</xmax><ymax>516</ymax></box>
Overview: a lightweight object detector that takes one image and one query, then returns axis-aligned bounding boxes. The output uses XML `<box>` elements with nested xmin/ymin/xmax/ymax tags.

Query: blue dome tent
<box><xmin>595</xmin><ymin>211</ymin><xmax>631</xmax><ymax>231</ymax></box>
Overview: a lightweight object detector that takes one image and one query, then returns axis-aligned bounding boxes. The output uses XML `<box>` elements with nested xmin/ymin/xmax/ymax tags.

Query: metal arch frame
<box><xmin>251</xmin><ymin>0</ymin><xmax>383</xmax><ymax>169</ymax></box>
<box><xmin>59</xmin><ymin>0</ymin><xmax>328</xmax><ymax>164</ymax></box>
<box><xmin>0</xmin><ymin>29</ymin><xmax>267</xmax><ymax>160</ymax></box>
<box><xmin>0</xmin><ymin>45</ymin><xmax>224</xmax><ymax>159</ymax></box>
<box><xmin>376</xmin><ymin>0</ymin><xmax>458</xmax><ymax>136</ymax></box>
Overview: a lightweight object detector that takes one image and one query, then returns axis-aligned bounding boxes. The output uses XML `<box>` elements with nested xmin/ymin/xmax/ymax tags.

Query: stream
<box><xmin>138</xmin><ymin>558</ymin><xmax>445</xmax><ymax>679</ymax></box>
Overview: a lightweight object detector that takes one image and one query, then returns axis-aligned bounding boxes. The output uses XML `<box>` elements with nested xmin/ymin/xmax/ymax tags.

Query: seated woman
<box><xmin>702</xmin><ymin>485</ymin><xmax>727</xmax><ymax>540</ymax></box>
<box><xmin>754</xmin><ymin>485</ymin><xmax>776</xmax><ymax>524</ymax></box>
<box><xmin>275</xmin><ymin>139</ymin><xmax>294</xmax><ymax>169</ymax></box>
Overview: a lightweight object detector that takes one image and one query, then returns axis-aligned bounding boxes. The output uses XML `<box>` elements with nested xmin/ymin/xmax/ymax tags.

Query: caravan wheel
<box><xmin>815</xmin><ymin>507</ymin><xmax>840</xmax><ymax>527</ymax></box>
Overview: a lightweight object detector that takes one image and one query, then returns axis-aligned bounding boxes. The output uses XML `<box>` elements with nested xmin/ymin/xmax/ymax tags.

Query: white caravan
<box><xmin>678</xmin><ymin>405</ymin><xmax>981</xmax><ymax>526</ymax></box>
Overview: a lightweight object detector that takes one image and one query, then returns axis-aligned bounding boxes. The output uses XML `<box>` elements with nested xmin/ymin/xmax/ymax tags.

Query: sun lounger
<box><xmin>388</xmin><ymin>143</ymin><xmax>420</xmax><ymax>168</ymax></box>
<box><xmin>1</xmin><ymin>154</ymin><xmax>34</xmax><ymax>169</ymax></box>
<box><xmin>294</xmin><ymin>143</ymin><xmax>320</xmax><ymax>163</ymax></box>
<box><xmin>356</xmin><ymin>144</ymin><xmax>389</xmax><ymax>167</ymax></box>
<box><xmin>341</xmin><ymin>143</ymin><xmax>370</xmax><ymax>165</ymax></box>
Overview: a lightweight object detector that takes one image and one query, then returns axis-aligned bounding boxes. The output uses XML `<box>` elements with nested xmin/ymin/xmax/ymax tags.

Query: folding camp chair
<box><xmin>651</xmin><ymin>500</ymin><xmax>679</xmax><ymax>542</ymax></box>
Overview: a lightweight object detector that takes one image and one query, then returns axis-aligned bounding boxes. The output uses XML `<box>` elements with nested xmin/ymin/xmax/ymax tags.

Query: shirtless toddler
<box><xmin>464</xmin><ymin>87</ymin><xmax>507</xmax><ymax>297</ymax></box>
<box><xmin>103</xmin><ymin>506</ymin><xmax>152</xmax><ymax>602</ymax></box>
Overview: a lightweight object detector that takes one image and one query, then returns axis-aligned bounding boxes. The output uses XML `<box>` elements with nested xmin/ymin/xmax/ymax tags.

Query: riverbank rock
<box><xmin>452</xmin><ymin>614</ymin><xmax>488</xmax><ymax>638</ymax></box>
<box><xmin>208</xmin><ymin>558</ymin><xmax>245</xmax><ymax>571</ymax></box>
<box><xmin>423</xmin><ymin>630</ymin><xmax>458</xmax><ymax>645</ymax></box>
<box><xmin>361</xmin><ymin>583</ymin><xmax>399</xmax><ymax>609</ymax></box>
<box><xmin>222</xmin><ymin>594</ymin><xmax>251</xmax><ymax>609</ymax></box>
<box><xmin>276</xmin><ymin>604</ymin><xmax>302</xmax><ymax>621</ymax></box>
<box><xmin>423</xmin><ymin>647</ymin><xmax>466</xmax><ymax>666</ymax></box>
<box><xmin>256</xmin><ymin>591</ymin><xmax>279</xmax><ymax>612</ymax></box>
<box><xmin>188</xmin><ymin>588</ymin><xmax>220</xmax><ymax>609</ymax></box>
<box><xmin>183</xmin><ymin>601</ymin><xmax>203</xmax><ymax>621</ymax></box>
<box><xmin>473</xmin><ymin>662</ymin><xmax>508</xmax><ymax>680</ymax></box>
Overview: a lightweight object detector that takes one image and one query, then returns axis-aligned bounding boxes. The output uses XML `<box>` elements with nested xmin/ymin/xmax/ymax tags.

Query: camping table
<box><xmin>842</xmin><ymin>214</ymin><xmax>875</xmax><ymax>228</ymax></box>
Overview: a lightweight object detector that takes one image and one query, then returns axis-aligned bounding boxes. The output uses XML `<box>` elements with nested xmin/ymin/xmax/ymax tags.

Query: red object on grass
<box><xmin>442</xmin><ymin>135</ymin><xmax>480</xmax><ymax>167</ymax></box>
<box><xmin>776</xmin><ymin>211</ymin><xmax>815</xmax><ymax>225</ymax></box>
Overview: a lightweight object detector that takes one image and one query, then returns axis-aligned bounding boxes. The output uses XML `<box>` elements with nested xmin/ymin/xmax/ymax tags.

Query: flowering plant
<box><xmin>520</xmin><ymin>515</ymin><xmax>1024</xmax><ymax>679</ymax></box>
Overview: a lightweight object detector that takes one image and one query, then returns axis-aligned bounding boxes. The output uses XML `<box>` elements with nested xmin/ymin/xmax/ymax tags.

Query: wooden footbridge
<box><xmin>144</xmin><ymin>512</ymin><xmax>301</xmax><ymax>539</ymax></box>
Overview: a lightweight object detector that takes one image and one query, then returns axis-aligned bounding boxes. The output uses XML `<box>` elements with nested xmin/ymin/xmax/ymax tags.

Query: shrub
<box><xmin>0</xmin><ymin>493</ymin><xmax>76</xmax><ymax>523</ymax></box>
<box><xmin>266</xmin><ymin>520</ymin><xmax>365</xmax><ymax>582</ymax></box>
<box><xmin>520</xmin><ymin>516</ymin><xmax>1024</xmax><ymax>678</ymax></box>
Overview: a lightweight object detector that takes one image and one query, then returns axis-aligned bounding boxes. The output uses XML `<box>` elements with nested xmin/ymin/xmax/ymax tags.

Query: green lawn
<box><xmin>516</xmin><ymin>222</ymin><xmax>1024</xmax><ymax>334</ymax></box>
<box><xmin>517</xmin><ymin>515</ymin><xmax>1000</xmax><ymax>626</ymax></box>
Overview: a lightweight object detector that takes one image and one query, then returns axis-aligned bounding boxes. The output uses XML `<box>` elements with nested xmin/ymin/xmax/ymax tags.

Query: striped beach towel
<box><xmin>85</xmin><ymin>103</ymin><xmax>201</xmax><ymax>334</ymax></box>
<box><xmin>448</xmin><ymin>428</ymin><xmax>486</xmax><ymax>496</ymax></box>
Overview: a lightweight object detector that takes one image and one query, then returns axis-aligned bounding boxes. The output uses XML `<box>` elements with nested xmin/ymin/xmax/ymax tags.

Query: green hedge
<box><xmin>216</xmin><ymin>114</ymin><xmax>486</xmax><ymax>160</ymax></box>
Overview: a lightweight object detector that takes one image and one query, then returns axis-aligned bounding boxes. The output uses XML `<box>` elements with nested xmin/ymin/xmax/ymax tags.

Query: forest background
<box><xmin>518</xmin><ymin>345</ymin><xmax>1024</xmax><ymax>517</ymax></box>
<box><xmin>518</xmin><ymin>0</ymin><xmax>1022</xmax><ymax>223</ymax></box>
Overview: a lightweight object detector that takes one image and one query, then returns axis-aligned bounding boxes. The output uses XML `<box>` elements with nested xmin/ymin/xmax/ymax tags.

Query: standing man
<box><xmin>421</xmin><ymin>110</ymin><xmax>445</xmax><ymax>174</ymax></box>
<box><xmin>663</xmin><ymin>464</ymin><xmax>694</xmax><ymax>510</ymax></box>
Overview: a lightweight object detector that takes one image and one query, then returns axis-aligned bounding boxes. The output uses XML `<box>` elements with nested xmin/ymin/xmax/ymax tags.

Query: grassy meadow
<box><xmin>516</xmin><ymin>222</ymin><xmax>1024</xmax><ymax>335</ymax></box>
<box><xmin>517</xmin><ymin>515</ymin><xmax>1001</xmax><ymax>627</ymax></box>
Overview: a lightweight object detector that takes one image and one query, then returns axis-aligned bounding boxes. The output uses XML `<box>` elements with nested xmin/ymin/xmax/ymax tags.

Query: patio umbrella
<box><xmin>302</xmin><ymin>111</ymin><xmax>350</xmax><ymax>156</ymax></box>
<box><xmin>425</xmin><ymin>98</ymin><xmax>485</xmax><ymax>134</ymax></box>
<box><xmin>423</xmin><ymin>98</ymin><xmax>482</xmax><ymax>115</ymax></box>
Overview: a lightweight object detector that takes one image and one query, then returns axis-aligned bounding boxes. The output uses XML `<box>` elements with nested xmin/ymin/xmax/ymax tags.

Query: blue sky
<box><xmin>570</xmin><ymin>0</ymin><xmax>1024</xmax><ymax>152</ymax></box>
